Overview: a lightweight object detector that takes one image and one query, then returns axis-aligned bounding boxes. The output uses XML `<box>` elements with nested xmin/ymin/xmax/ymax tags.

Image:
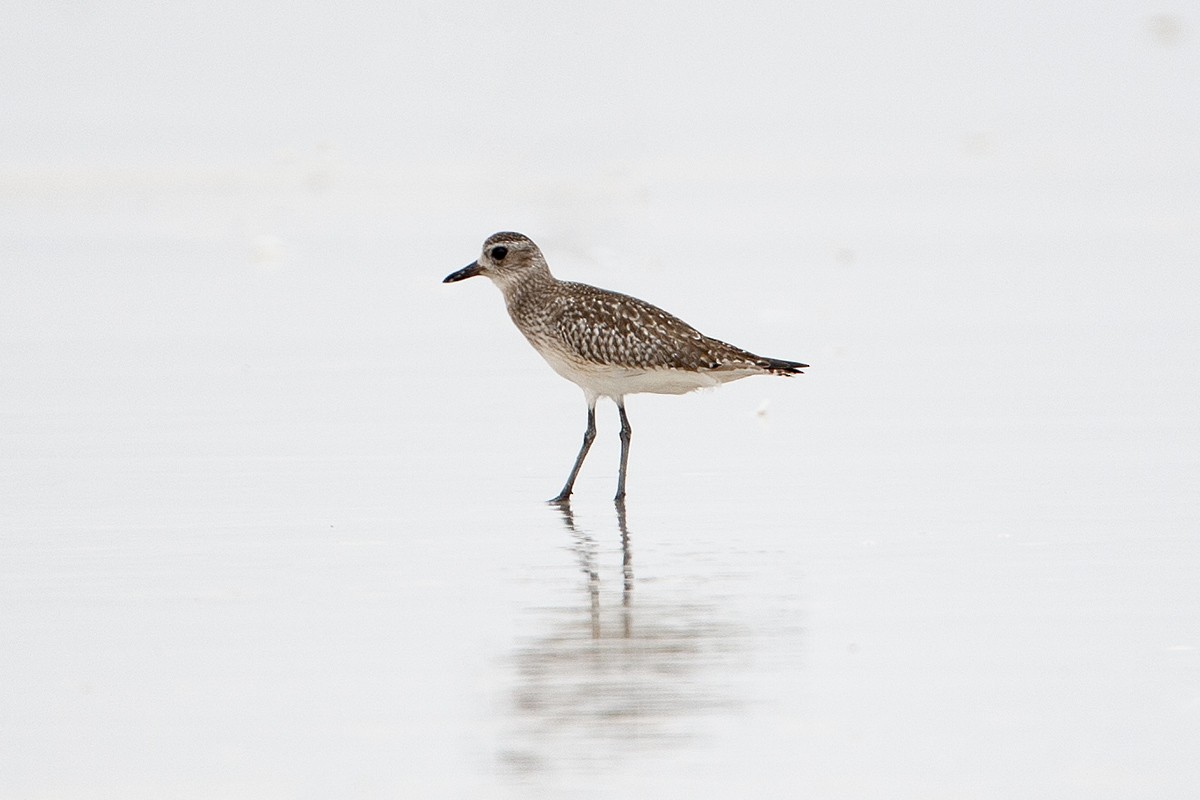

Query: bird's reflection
<box><xmin>502</xmin><ymin>499</ymin><xmax>744</xmax><ymax>776</ymax></box>
<box><xmin>552</xmin><ymin>498</ymin><xmax>633</xmax><ymax>640</ymax></box>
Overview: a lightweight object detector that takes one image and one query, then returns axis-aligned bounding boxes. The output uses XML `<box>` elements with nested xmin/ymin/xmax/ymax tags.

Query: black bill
<box><xmin>443</xmin><ymin>261</ymin><xmax>482</xmax><ymax>283</ymax></box>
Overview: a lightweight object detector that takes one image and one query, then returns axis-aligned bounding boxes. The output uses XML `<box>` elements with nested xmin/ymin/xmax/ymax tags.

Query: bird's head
<box><xmin>443</xmin><ymin>232</ymin><xmax>549</xmax><ymax>289</ymax></box>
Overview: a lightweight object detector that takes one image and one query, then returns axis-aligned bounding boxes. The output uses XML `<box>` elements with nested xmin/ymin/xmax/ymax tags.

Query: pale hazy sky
<box><xmin>2</xmin><ymin>1</ymin><xmax>1196</xmax><ymax>175</ymax></box>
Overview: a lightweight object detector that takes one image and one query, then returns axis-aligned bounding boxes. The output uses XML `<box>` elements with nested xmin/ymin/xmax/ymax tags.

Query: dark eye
<box><xmin>490</xmin><ymin>245</ymin><xmax>508</xmax><ymax>261</ymax></box>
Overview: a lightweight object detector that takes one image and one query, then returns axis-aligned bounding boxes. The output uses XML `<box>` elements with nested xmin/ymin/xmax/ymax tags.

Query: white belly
<box><xmin>536</xmin><ymin>347</ymin><xmax>749</xmax><ymax>399</ymax></box>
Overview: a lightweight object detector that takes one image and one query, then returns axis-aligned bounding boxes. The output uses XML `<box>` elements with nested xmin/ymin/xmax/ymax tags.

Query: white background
<box><xmin>2</xmin><ymin>2</ymin><xmax>1198</xmax><ymax>797</ymax></box>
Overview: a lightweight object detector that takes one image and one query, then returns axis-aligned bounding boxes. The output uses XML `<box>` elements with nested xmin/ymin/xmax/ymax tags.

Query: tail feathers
<box><xmin>758</xmin><ymin>356</ymin><xmax>808</xmax><ymax>375</ymax></box>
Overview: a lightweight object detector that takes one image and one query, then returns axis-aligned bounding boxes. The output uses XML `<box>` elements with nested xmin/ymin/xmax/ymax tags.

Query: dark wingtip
<box><xmin>761</xmin><ymin>357</ymin><xmax>809</xmax><ymax>375</ymax></box>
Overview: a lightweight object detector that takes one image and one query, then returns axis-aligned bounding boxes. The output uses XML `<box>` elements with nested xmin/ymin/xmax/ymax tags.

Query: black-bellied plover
<box><xmin>443</xmin><ymin>232</ymin><xmax>808</xmax><ymax>502</ymax></box>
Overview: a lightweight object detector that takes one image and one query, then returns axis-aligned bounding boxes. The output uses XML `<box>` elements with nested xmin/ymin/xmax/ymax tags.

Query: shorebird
<box><xmin>443</xmin><ymin>232</ymin><xmax>808</xmax><ymax>502</ymax></box>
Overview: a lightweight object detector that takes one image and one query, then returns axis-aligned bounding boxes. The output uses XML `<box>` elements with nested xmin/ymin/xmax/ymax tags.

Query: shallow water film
<box><xmin>3</xmin><ymin>2</ymin><xmax>1199</xmax><ymax>798</ymax></box>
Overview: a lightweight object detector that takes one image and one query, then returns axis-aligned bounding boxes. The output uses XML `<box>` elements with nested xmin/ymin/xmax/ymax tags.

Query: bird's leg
<box><xmin>550</xmin><ymin>404</ymin><xmax>597</xmax><ymax>503</ymax></box>
<box><xmin>615</xmin><ymin>400</ymin><xmax>632</xmax><ymax>501</ymax></box>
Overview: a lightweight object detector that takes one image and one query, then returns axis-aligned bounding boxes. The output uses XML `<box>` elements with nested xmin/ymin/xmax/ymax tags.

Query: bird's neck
<box><xmin>495</xmin><ymin>264</ymin><xmax>557</xmax><ymax>313</ymax></box>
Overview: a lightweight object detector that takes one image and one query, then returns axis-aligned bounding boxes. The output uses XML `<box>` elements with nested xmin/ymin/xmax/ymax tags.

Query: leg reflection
<box><xmin>552</xmin><ymin>499</ymin><xmax>600</xmax><ymax>639</ymax></box>
<box><xmin>551</xmin><ymin>498</ymin><xmax>635</xmax><ymax>640</ymax></box>
<box><xmin>507</xmin><ymin>499</ymin><xmax>743</xmax><ymax>771</ymax></box>
<box><xmin>616</xmin><ymin>498</ymin><xmax>633</xmax><ymax>638</ymax></box>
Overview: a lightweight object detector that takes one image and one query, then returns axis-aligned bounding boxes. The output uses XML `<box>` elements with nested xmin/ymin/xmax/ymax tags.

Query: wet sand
<box><xmin>3</xmin><ymin>3</ymin><xmax>1198</xmax><ymax>796</ymax></box>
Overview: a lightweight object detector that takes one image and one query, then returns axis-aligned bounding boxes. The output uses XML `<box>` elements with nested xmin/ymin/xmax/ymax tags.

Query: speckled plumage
<box><xmin>443</xmin><ymin>231</ymin><xmax>808</xmax><ymax>501</ymax></box>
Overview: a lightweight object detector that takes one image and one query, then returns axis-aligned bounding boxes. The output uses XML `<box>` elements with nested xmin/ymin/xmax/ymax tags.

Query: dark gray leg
<box><xmin>550</xmin><ymin>403</ymin><xmax>597</xmax><ymax>503</ymax></box>
<box><xmin>614</xmin><ymin>400</ymin><xmax>632</xmax><ymax>501</ymax></box>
